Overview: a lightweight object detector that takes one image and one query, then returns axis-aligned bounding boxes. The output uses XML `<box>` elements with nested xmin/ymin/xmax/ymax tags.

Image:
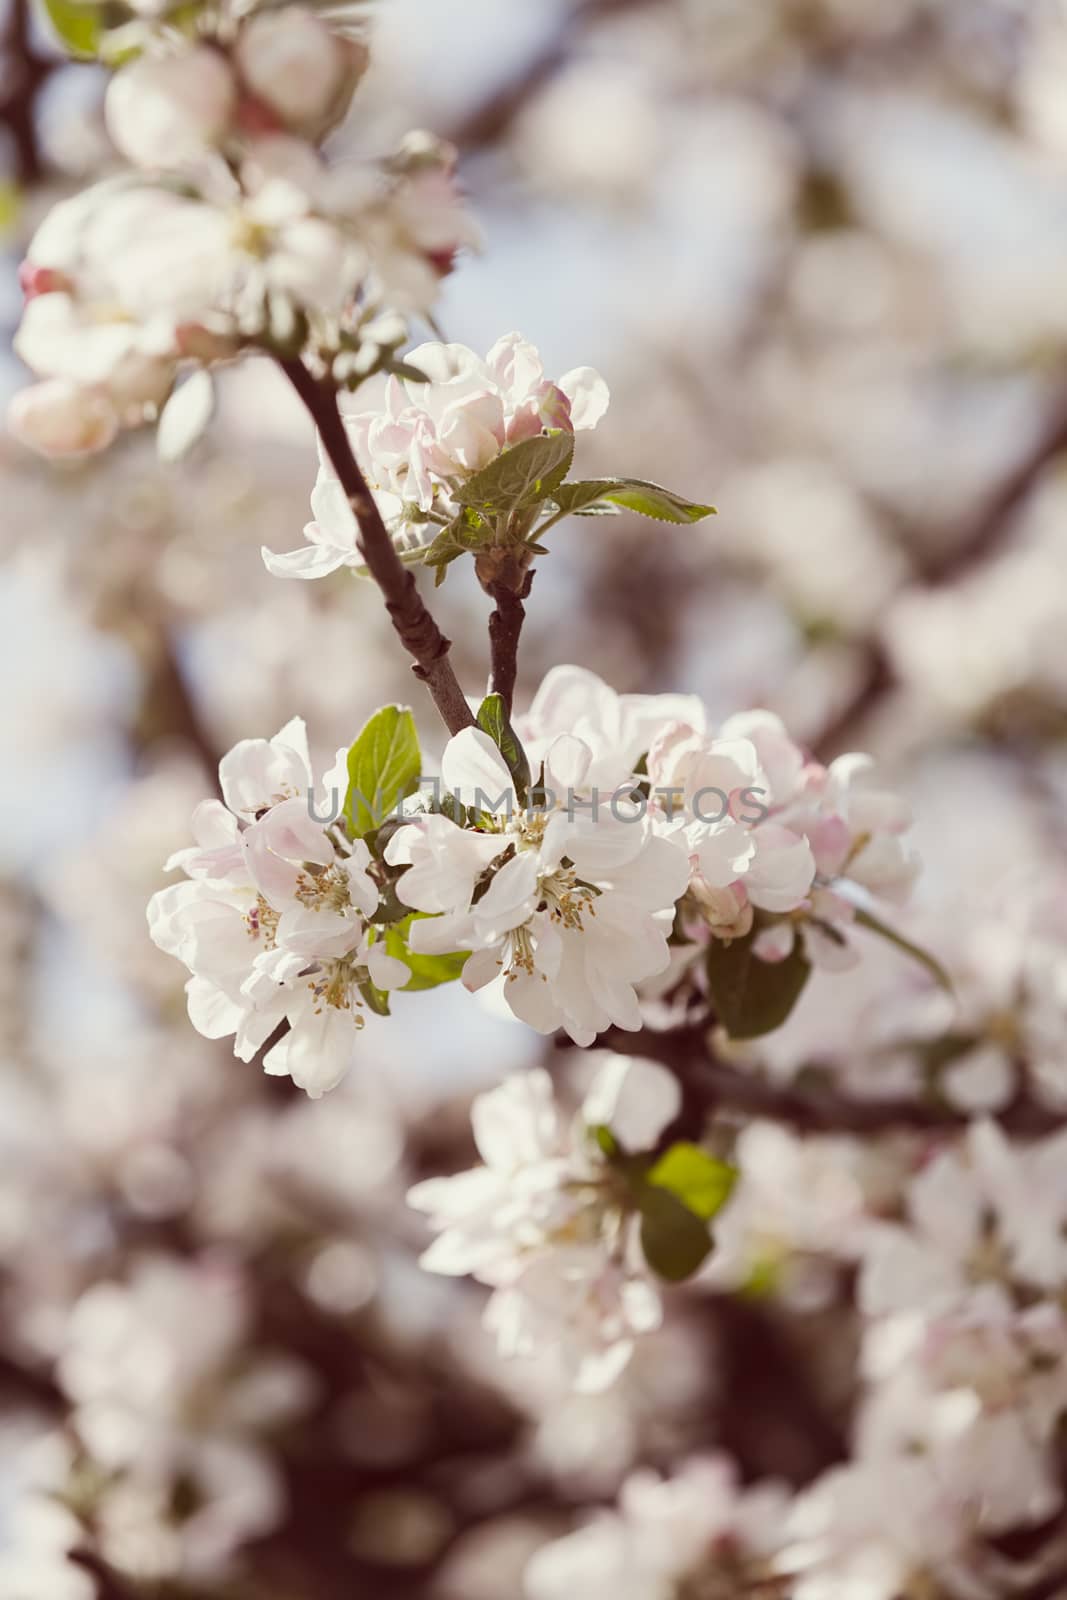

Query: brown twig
<box><xmin>1</xmin><ymin>0</ymin><xmax>56</xmax><ymax>184</ymax></box>
<box><xmin>604</xmin><ymin>1024</ymin><xmax>1067</xmax><ymax>1138</ymax></box>
<box><xmin>446</xmin><ymin>0</ymin><xmax>647</xmax><ymax>152</ymax></box>
<box><xmin>486</xmin><ymin>569</ymin><xmax>533</xmax><ymax>713</ymax></box>
<box><xmin>279</xmin><ymin>360</ymin><xmax>475</xmax><ymax>736</ymax></box>
<box><xmin>815</xmin><ymin>387</ymin><xmax>1067</xmax><ymax>758</ymax></box>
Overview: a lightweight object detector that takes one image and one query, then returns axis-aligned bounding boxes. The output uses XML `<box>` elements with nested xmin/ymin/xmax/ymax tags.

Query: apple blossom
<box><xmin>263</xmin><ymin>334</ymin><xmax>609</xmax><ymax>579</ymax></box>
<box><xmin>105</xmin><ymin>46</ymin><xmax>237</xmax><ymax>170</ymax></box>
<box><xmin>525</xmin><ymin>1454</ymin><xmax>789</xmax><ymax>1600</ymax></box>
<box><xmin>235</xmin><ymin>6</ymin><xmax>366</xmax><ymax>139</ymax></box>
<box><xmin>147</xmin><ymin>717</ymin><xmax>409</xmax><ymax>1097</ymax></box>
<box><xmin>408</xmin><ymin>1058</ymin><xmax>686</xmax><ymax>1390</ymax></box>
<box><xmin>385</xmin><ymin>727</ymin><xmax>689</xmax><ymax>1044</ymax></box>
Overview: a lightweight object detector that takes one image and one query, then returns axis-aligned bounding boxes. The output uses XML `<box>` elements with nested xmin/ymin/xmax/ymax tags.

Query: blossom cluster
<box><xmin>148</xmin><ymin>716</ymin><xmax>408</xmax><ymax>1097</ymax></box>
<box><xmin>8</xmin><ymin>6</ymin><xmax>477</xmax><ymax>458</ymax></box>
<box><xmin>149</xmin><ymin>666</ymin><xmax>921</xmax><ymax>1083</ymax></box>
<box><xmin>265</xmin><ymin>333</ymin><xmax>611</xmax><ymax>574</ymax></box>
<box><xmin>409</xmin><ymin>1057</ymin><xmax>683</xmax><ymax>1392</ymax></box>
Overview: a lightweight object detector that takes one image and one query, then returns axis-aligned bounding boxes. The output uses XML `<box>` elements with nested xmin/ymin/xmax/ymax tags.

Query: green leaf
<box><xmin>646</xmin><ymin>1142</ymin><xmax>737</xmax><ymax>1221</ymax></box>
<box><xmin>456</xmin><ymin>431</ymin><xmax>575</xmax><ymax>516</ymax></box>
<box><xmin>542</xmin><ymin>477</ymin><xmax>716</xmax><ymax>531</ymax></box>
<box><xmin>39</xmin><ymin>0</ymin><xmax>102</xmax><ymax>54</ymax></box>
<box><xmin>376</xmin><ymin>914</ymin><xmax>468</xmax><ymax>992</ymax></box>
<box><xmin>344</xmin><ymin>705</ymin><xmax>421</xmax><ymax>838</ymax></box>
<box><xmin>591</xmin><ymin>1124</ymin><xmax>618</xmax><ymax>1159</ymax></box>
<box><xmin>853</xmin><ymin>908</ymin><xmax>953</xmax><ymax>992</ymax></box>
<box><xmin>638</xmin><ymin>1186</ymin><xmax>715</xmax><ymax>1283</ymax></box>
<box><xmin>476</xmin><ymin>693</ymin><xmax>532</xmax><ymax>797</ymax></box>
<box><xmin>547</xmin><ymin>480</ymin><xmax>624</xmax><ymax>517</ymax></box>
<box><xmin>421</xmin><ymin>508</ymin><xmax>491</xmax><ymax>585</ymax></box>
<box><xmin>705</xmin><ymin>926</ymin><xmax>812</xmax><ymax>1039</ymax></box>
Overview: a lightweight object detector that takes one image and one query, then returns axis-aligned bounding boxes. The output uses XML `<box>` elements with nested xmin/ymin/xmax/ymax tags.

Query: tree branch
<box><xmin>486</xmin><ymin>570</ymin><xmax>533</xmax><ymax>713</ymax></box>
<box><xmin>279</xmin><ymin>360</ymin><xmax>475</xmax><ymax>736</ymax></box>
<box><xmin>603</xmin><ymin>1024</ymin><xmax>1067</xmax><ymax>1138</ymax></box>
<box><xmin>816</xmin><ymin>387</ymin><xmax>1067</xmax><ymax>757</ymax></box>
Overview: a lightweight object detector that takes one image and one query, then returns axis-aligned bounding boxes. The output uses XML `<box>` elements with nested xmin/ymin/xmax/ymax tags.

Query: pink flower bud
<box><xmin>235</xmin><ymin>7</ymin><xmax>362</xmax><ymax>136</ymax></box>
<box><xmin>8</xmin><ymin>380</ymin><xmax>118</xmax><ymax>457</ymax></box>
<box><xmin>17</xmin><ymin>262</ymin><xmax>73</xmax><ymax>300</ymax></box>
<box><xmin>105</xmin><ymin>46</ymin><xmax>236</xmax><ymax>170</ymax></box>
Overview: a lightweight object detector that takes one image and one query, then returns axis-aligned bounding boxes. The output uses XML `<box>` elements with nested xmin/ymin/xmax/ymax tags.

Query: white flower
<box><xmin>263</xmin><ymin>334</ymin><xmax>609</xmax><ymax>580</ymax></box>
<box><xmin>105</xmin><ymin>46</ymin><xmax>236</xmax><ymax>170</ymax></box>
<box><xmin>56</xmin><ymin>1258</ymin><xmax>310</xmax><ymax>1574</ymax></box>
<box><xmin>516</xmin><ymin>663</ymin><xmax>706</xmax><ymax>795</ymax></box>
<box><xmin>147</xmin><ymin>717</ymin><xmax>407</xmax><ymax>1097</ymax></box>
<box><xmin>236</xmin><ymin>6</ymin><xmax>364</xmax><ymax>138</ymax></box>
<box><xmin>408</xmin><ymin>1058</ymin><xmax>680</xmax><ymax>1390</ymax></box>
<box><xmin>647</xmin><ymin>711</ymin><xmax>816</xmax><ymax>918</ymax></box>
<box><xmin>525</xmin><ymin>1455</ymin><xmax>789</xmax><ymax>1600</ymax></box>
<box><xmin>385</xmin><ymin>727</ymin><xmax>689</xmax><ymax>1045</ymax></box>
<box><xmin>777</xmin><ymin>1458</ymin><xmax>975</xmax><ymax>1600</ymax></box>
<box><xmin>860</xmin><ymin>1119</ymin><xmax>1067</xmax><ymax>1319</ymax></box>
<box><xmin>645</xmin><ymin>708</ymin><xmax>919</xmax><ymax>969</ymax></box>
<box><xmin>859</xmin><ymin>1294</ymin><xmax>1067</xmax><ymax>1536</ymax></box>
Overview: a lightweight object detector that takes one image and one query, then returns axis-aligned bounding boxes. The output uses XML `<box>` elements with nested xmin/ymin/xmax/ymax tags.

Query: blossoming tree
<box><xmin>7</xmin><ymin>2</ymin><xmax>1067</xmax><ymax>1597</ymax></box>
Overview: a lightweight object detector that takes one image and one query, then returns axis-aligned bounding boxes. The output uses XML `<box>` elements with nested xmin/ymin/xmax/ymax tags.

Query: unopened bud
<box><xmin>235</xmin><ymin>7</ymin><xmax>366</xmax><ymax>137</ymax></box>
<box><xmin>8</xmin><ymin>379</ymin><xmax>118</xmax><ymax>457</ymax></box>
<box><xmin>105</xmin><ymin>46</ymin><xmax>236</xmax><ymax>169</ymax></box>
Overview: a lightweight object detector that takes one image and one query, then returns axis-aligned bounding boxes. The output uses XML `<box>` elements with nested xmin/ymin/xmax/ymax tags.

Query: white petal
<box><xmin>559</xmin><ymin>366</ymin><xmax>610</xmax><ymax>430</ymax></box>
<box><xmin>582</xmin><ymin>1055</ymin><xmax>680</xmax><ymax>1148</ymax></box>
<box><xmin>261</xmin><ymin>541</ymin><xmax>351</xmax><ymax>580</ymax></box>
<box><xmin>440</xmin><ymin>728</ymin><xmax>515</xmax><ymax>810</ymax></box>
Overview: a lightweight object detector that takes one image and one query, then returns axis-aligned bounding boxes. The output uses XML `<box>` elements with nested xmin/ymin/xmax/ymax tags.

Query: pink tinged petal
<box><xmin>558</xmin><ymin>366</ymin><xmax>610</xmax><ymax>430</ymax></box>
<box><xmin>745</xmin><ymin>825</ymin><xmax>816</xmax><ymax>913</ymax></box>
<box><xmin>695</xmin><ymin>822</ymin><xmax>756</xmax><ymax>887</ymax></box>
<box><xmin>752</xmin><ymin>922</ymin><xmax>796</xmax><ymax>963</ymax></box>
<box><xmin>806</xmin><ymin>814</ymin><xmax>852</xmax><ymax>877</ymax></box>
<box><xmin>243</xmin><ymin>820</ymin><xmax>302</xmax><ymax>903</ymax></box>
<box><xmin>462</xmin><ymin>946</ymin><xmax>503</xmax><ymax>992</ymax></box>
<box><xmin>581</xmin><ymin>1055</ymin><xmax>681</xmax><ymax>1148</ymax></box>
<box><xmin>254</xmin><ymin>795</ymin><xmax>333</xmax><ymax>868</ymax></box>
<box><xmin>504</xmin><ymin>401</ymin><xmax>544</xmax><ymax>445</ymax></box>
<box><xmin>534</xmin><ymin>382</ymin><xmax>572</xmax><ymax>431</ymax></box>
<box><xmin>485</xmin><ymin>331</ymin><xmax>544</xmax><ymax>396</ymax></box>
<box><xmin>404</xmin><ymin>339</ymin><xmax>482</xmax><ymax>387</ymax></box>
<box><xmin>192</xmin><ymin>798</ymin><xmax>241</xmax><ymax>849</ymax></box>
